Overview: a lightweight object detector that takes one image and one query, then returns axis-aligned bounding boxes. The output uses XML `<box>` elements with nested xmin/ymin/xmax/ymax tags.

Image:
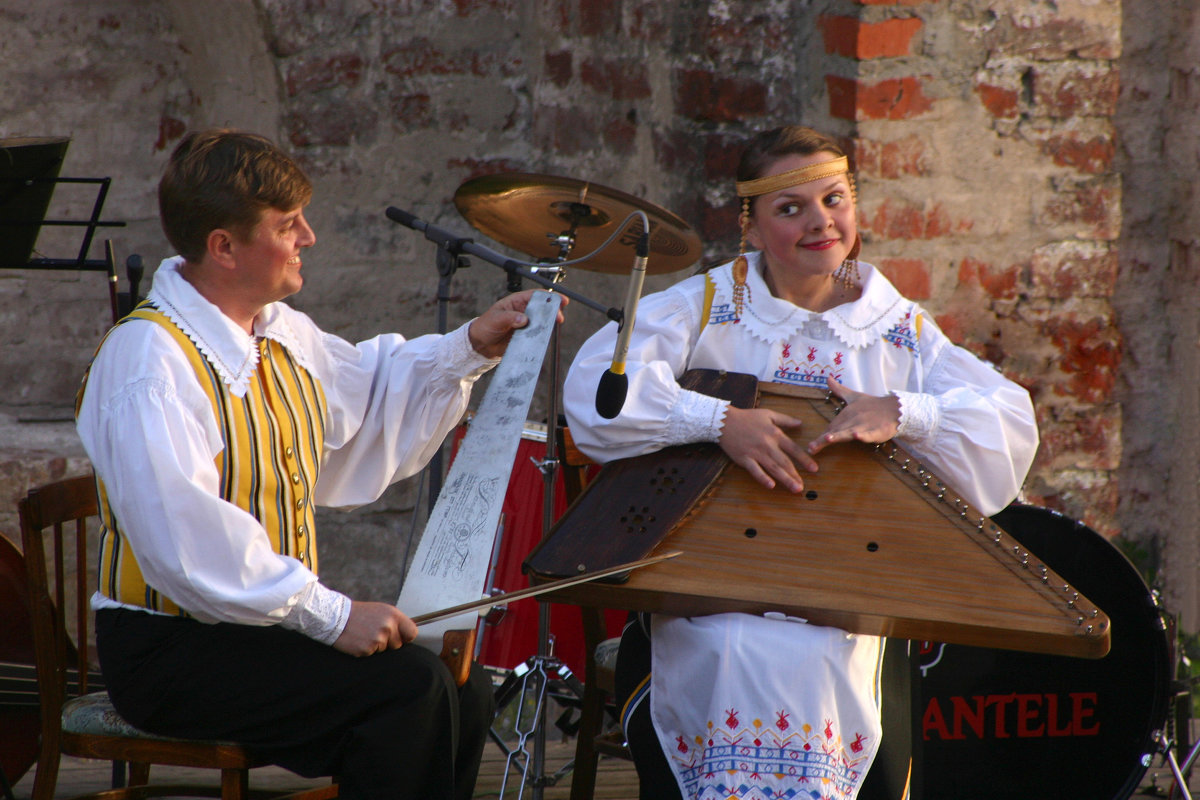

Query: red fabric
<box><xmin>450</xmin><ymin>430</ymin><xmax>624</xmax><ymax>676</ymax></box>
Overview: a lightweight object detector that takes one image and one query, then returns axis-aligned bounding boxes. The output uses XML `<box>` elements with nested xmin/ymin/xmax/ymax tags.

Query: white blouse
<box><xmin>76</xmin><ymin>257</ymin><xmax>498</xmax><ymax>643</ymax></box>
<box><xmin>562</xmin><ymin>252</ymin><xmax>1038</xmax><ymax>799</ymax></box>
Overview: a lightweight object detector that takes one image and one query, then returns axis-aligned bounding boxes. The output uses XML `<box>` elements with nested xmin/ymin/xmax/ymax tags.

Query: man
<box><xmin>75</xmin><ymin>129</ymin><xmax>551</xmax><ymax>799</ymax></box>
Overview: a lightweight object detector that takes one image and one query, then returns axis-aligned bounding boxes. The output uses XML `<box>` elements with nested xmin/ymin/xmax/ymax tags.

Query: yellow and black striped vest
<box><xmin>81</xmin><ymin>303</ymin><xmax>327</xmax><ymax>614</ymax></box>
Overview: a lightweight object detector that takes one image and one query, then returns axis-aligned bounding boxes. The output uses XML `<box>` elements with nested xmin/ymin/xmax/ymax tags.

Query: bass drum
<box><xmin>918</xmin><ymin>504</ymin><xmax>1171</xmax><ymax>800</ymax></box>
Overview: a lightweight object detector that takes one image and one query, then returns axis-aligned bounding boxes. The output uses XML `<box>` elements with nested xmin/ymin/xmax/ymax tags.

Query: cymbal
<box><xmin>454</xmin><ymin>172</ymin><xmax>702</xmax><ymax>275</ymax></box>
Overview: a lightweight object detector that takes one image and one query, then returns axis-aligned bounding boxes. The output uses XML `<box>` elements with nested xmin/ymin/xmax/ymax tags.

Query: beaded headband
<box><xmin>736</xmin><ymin>155</ymin><xmax>850</xmax><ymax>198</ymax></box>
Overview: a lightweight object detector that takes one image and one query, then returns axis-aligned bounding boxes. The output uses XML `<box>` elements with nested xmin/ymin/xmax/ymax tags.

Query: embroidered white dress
<box><xmin>563</xmin><ymin>252</ymin><xmax>1039</xmax><ymax>800</ymax></box>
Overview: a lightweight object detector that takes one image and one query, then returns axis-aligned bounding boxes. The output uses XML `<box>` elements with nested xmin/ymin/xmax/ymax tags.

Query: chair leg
<box><xmin>30</xmin><ymin>736</ymin><xmax>61</xmax><ymax>800</ymax></box>
<box><xmin>221</xmin><ymin>767</ymin><xmax>249</xmax><ymax>800</ymax></box>
<box><xmin>129</xmin><ymin>761</ymin><xmax>150</xmax><ymax>786</ymax></box>
<box><xmin>570</xmin><ymin>606</ymin><xmax>609</xmax><ymax>800</ymax></box>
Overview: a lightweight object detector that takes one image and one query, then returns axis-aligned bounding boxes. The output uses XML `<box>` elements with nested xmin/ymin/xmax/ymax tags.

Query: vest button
<box><xmin>285</xmin><ymin>446</ymin><xmax>294</xmax><ymax>458</ymax></box>
<box><xmin>291</xmin><ymin>473</ymin><xmax>300</xmax><ymax>484</ymax></box>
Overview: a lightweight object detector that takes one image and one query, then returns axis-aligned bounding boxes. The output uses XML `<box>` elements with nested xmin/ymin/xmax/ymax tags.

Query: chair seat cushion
<box><xmin>62</xmin><ymin>692</ymin><xmax>195</xmax><ymax>742</ymax></box>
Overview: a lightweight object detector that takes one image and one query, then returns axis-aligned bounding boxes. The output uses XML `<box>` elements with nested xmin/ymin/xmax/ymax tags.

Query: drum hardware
<box><xmin>389</xmin><ymin>179</ymin><xmax>700</xmax><ymax>798</ymax></box>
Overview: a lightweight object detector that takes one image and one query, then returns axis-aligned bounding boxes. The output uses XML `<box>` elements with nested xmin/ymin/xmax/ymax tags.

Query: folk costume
<box><xmin>563</xmin><ymin>251</ymin><xmax>1038</xmax><ymax>797</ymax></box>
<box><xmin>76</xmin><ymin>257</ymin><xmax>497</xmax><ymax>800</ymax></box>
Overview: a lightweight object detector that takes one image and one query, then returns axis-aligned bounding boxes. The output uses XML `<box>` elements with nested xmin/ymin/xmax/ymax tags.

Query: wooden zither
<box><xmin>524</xmin><ymin>369</ymin><xmax>1110</xmax><ymax>659</ymax></box>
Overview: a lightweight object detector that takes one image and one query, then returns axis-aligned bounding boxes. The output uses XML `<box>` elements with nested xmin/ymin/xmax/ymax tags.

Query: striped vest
<box><xmin>82</xmin><ymin>303</ymin><xmax>327</xmax><ymax>614</ymax></box>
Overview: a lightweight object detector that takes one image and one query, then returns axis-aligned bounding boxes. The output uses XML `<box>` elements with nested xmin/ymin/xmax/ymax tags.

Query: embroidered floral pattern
<box><xmin>670</xmin><ymin>710</ymin><xmax>872</xmax><ymax>800</ymax></box>
<box><xmin>882</xmin><ymin>311</ymin><xmax>920</xmax><ymax>354</ymax></box>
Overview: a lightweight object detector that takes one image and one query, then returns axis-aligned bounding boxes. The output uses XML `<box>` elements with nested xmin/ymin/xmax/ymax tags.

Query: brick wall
<box><xmin>4</xmin><ymin>0</ymin><xmax>1199</xmax><ymax>623</ymax></box>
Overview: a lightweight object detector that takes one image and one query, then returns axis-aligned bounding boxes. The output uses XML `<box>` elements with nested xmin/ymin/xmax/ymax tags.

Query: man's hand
<box><xmin>806</xmin><ymin>377</ymin><xmax>901</xmax><ymax>456</ymax></box>
<box><xmin>467</xmin><ymin>290</ymin><xmax>568</xmax><ymax>359</ymax></box>
<box><xmin>332</xmin><ymin>600</ymin><xmax>418</xmax><ymax>657</ymax></box>
<box><xmin>718</xmin><ymin>406</ymin><xmax>819</xmax><ymax>493</ymax></box>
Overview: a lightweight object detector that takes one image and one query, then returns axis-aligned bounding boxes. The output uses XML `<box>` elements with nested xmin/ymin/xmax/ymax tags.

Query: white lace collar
<box><xmin>710</xmin><ymin>252</ymin><xmax>911</xmax><ymax>349</ymax></box>
<box><xmin>147</xmin><ymin>257</ymin><xmax>313</xmax><ymax>396</ymax></box>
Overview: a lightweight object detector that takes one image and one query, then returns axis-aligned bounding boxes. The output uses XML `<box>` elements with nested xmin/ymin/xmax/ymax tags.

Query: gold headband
<box><xmin>736</xmin><ymin>156</ymin><xmax>849</xmax><ymax>198</ymax></box>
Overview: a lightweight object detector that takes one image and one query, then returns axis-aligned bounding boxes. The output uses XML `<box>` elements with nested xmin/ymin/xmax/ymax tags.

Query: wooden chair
<box><xmin>555</xmin><ymin>429</ymin><xmax>633</xmax><ymax>800</ymax></box>
<box><xmin>18</xmin><ymin>472</ymin><xmax>338</xmax><ymax>800</ymax></box>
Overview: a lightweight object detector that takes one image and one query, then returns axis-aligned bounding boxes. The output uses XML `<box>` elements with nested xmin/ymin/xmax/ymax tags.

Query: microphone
<box><xmin>595</xmin><ymin>230</ymin><xmax>649</xmax><ymax>419</ymax></box>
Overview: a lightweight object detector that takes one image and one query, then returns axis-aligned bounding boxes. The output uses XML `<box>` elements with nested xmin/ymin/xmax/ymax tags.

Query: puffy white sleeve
<box><xmin>313</xmin><ymin>323</ymin><xmax>496</xmax><ymax>507</ymax></box>
<box><xmin>563</xmin><ymin>279</ymin><xmax>728</xmax><ymax>464</ymax></box>
<box><xmin>891</xmin><ymin>314</ymin><xmax>1039</xmax><ymax>517</ymax></box>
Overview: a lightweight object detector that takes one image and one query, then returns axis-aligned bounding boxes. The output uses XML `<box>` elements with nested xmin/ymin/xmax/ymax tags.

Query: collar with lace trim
<box><xmin>147</xmin><ymin>256</ymin><xmax>314</xmax><ymax>397</ymax></box>
<box><xmin>709</xmin><ymin>251</ymin><xmax>910</xmax><ymax>350</ymax></box>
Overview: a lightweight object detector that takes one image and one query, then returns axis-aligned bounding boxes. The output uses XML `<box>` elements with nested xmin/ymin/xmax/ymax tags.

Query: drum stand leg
<box><xmin>488</xmin><ymin>635</ymin><xmax>586</xmax><ymax>799</ymax></box>
<box><xmin>1157</xmin><ymin>729</ymin><xmax>1197</xmax><ymax>800</ymax></box>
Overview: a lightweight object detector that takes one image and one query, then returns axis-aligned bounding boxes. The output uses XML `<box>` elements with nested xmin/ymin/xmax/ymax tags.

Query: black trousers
<box><xmin>615</xmin><ymin>614</ymin><xmax>918</xmax><ymax>800</ymax></box>
<box><xmin>96</xmin><ymin>608</ymin><xmax>494</xmax><ymax>800</ymax></box>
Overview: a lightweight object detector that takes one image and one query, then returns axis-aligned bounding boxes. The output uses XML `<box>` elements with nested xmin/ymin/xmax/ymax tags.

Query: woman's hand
<box><xmin>719</xmin><ymin>406</ymin><xmax>819</xmax><ymax>492</ymax></box>
<box><xmin>806</xmin><ymin>376</ymin><xmax>900</xmax><ymax>456</ymax></box>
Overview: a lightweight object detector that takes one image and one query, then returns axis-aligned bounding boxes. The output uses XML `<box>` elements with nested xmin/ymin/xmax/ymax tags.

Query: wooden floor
<box><xmin>7</xmin><ymin>737</ymin><xmax>638</xmax><ymax>800</ymax></box>
<box><xmin>10</xmin><ymin>730</ymin><xmax>1200</xmax><ymax>799</ymax></box>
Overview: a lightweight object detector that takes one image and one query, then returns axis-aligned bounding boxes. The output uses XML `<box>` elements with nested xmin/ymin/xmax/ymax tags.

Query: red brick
<box><xmin>544</xmin><ymin>50</ymin><xmax>572</xmax><ymax>87</ymax></box>
<box><xmin>988</xmin><ymin>16</ymin><xmax>1120</xmax><ymax>61</ymax></box>
<box><xmin>285</xmin><ymin>53</ymin><xmax>365</xmax><ymax>97</ymax></box>
<box><xmin>976</xmin><ymin>82</ymin><xmax>1020</xmax><ymax>120</ymax></box>
<box><xmin>702</xmin><ymin>133</ymin><xmax>744</xmax><ymax>182</ymax></box>
<box><xmin>532</xmin><ymin>105</ymin><xmax>599</xmax><ymax>156</ymax></box>
<box><xmin>653</xmin><ymin>128</ymin><xmax>703</xmax><ymax>174</ymax></box>
<box><xmin>1031</xmin><ymin>64</ymin><xmax>1119</xmax><ymax>118</ymax></box>
<box><xmin>602</xmin><ymin>114</ymin><xmax>637</xmax><ymax>155</ymax></box>
<box><xmin>827</xmin><ymin>74</ymin><xmax>934</xmax><ymax>121</ymax></box>
<box><xmin>847</xmin><ymin>135</ymin><xmax>930</xmax><ymax>179</ymax></box>
<box><xmin>699</xmin><ymin>201</ymin><xmax>738</xmax><ymax>246</ymax></box>
<box><xmin>383</xmin><ymin>39</ymin><xmax>520</xmax><ymax>80</ymax></box>
<box><xmin>286</xmin><ymin>100</ymin><xmax>379</xmax><ymax>147</ymax></box>
<box><xmin>675</xmin><ymin>69</ymin><xmax>769</xmax><ymax>123</ymax></box>
<box><xmin>388</xmin><ymin>92</ymin><xmax>434</xmax><ymax>131</ymax></box>
<box><xmin>956</xmin><ymin>256</ymin><xmax>1021</xmax><ymax>300</ymax></box>
<box><xmin>1040</xmin><ymin>313</ymin><xmax>1122</xmax><ymax>403</ymax></box>
<box><xmin>1042</xmin><ymin>178</ymin><xmax>1120</xmax><ymax>240</ymax></box>
<box><xmin>875</xmin><ymin>258</ymin><xmax>931</xmax><ymax>299</ymax></box>
<box><xmin>1029</xmin><ymin>241</ymin><xmax>1118</xmax><ymax>299</ymax></box>
<box><xmin>581</xmin><ymin>57</ymin><xmax>651</xmax><ymax>100</ymax></box>
<box><xmin>861</xmin><ymin>198</ymin><xmax>969</xmax><ymax>241</ymax></box>
<box><xmin>580</xmin><ymin>0</ymin><xmax>620</xmax><ymax>36</ymax></box>
<box><xmin>451</xmin><ymin>0</ymin><xmax>515</xmax><ymax>14</ymax></box>
<box><xmin>1034</xmin><ymin>407</ymin><xmax>1121</xmax><ymax>472</ymax></box>
<box><xmin>446</xmin><ymin>157</ymin><xmax>528</xmax><ymax>181</ymax></box>
<box><xmin>627</xmin><ymin>1</ymin><xmax>671</xmax><ymax>41</ymax></box>
<box><xmin>818</xmin><ymin>15</ymin><xmax>923</xmax><ymax>59</ymax></box>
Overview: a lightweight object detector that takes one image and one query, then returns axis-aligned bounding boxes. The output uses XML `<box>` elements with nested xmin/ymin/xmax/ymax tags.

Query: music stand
<box><xmin>0</xmin><ymin>136</ymin><xmax>128</xmax><ymax>324</ymax></box>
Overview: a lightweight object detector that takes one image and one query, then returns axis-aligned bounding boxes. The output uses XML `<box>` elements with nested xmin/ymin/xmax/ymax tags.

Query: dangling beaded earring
<box><xmin>835</xmin><ymin>235</ymin><xmax>861</xmax><ymax>289</ymax></box>
<box><xmin>731</xmin><ymin>196</ymin><xmax>752</xmax><ymax>319</ymax></box>
<box><xmin>833</xmin><ymin>173</ymin><xmax>861</xmax><ymax>290</ymax></box>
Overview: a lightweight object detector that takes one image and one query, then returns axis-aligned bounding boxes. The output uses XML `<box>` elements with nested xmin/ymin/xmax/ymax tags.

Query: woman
<box><xmin>562</xmin><ymin>126</ymin><xmax>1039</xmax><ymax>800</ymax></box>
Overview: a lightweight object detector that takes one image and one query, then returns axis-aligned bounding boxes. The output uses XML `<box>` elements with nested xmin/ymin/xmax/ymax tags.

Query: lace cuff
<box><xmin>439</xmin><ymin>323</ymin><xmax>500</xmax><ymax>379</ymax></box>
<box><xmin>666</xmin><ymin>390</ymin><xmax>729</xmax><ymax>446</ymax></box>
<box><xmin>893</xmin><ymin>390</ymin><xmax>939</xmax><ymax>443</ymax></box>
<box><xmin>280</xmin><ymin>581</ymin><xmax>351</xmax><ymax>646</ymax></box>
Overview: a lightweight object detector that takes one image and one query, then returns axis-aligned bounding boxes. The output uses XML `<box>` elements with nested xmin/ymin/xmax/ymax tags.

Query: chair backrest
<box><xmin>18</xmin><ymin>473</ymin><xmax>101</xmax><ymax>719</ymax></box>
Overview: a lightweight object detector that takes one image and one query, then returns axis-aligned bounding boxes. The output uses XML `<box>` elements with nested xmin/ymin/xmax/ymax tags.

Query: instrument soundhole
<box><xmin>866</xmin><ymin>542</ymin><xmax>880</xmax><ymax>552</ymax></box>
<box><xmin>744</xmin><ymin>528</ymin><xmax>757</xmax><ymax>539</ymax></box>
<box><xmin>805</xmin><ymin>490</ymin><xmax>818</xmax><ymax>500</ymax></box>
